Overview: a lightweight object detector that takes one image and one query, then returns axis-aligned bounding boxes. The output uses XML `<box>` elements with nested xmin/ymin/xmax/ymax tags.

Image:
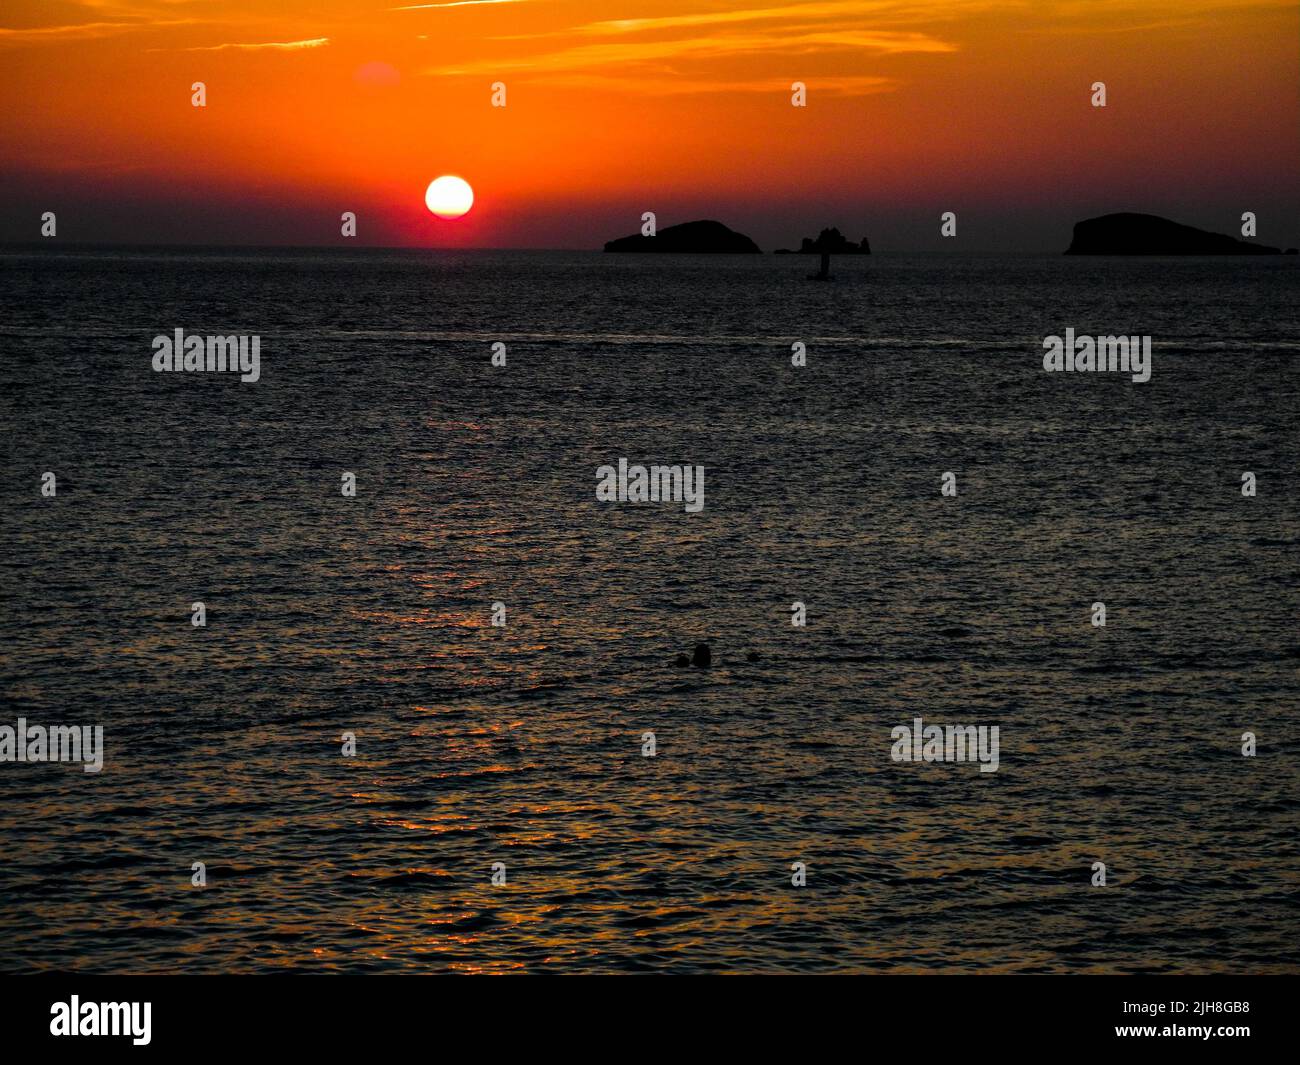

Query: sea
<box><xmin>1</xmin><ymin>247</ymin><xmax>1297</xmax><ymax>973</ymax></box>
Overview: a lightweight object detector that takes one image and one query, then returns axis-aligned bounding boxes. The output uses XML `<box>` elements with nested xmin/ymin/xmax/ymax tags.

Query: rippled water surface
<box><xmin>1</xmin><ymin>249</ymin><xmax>1297</xmax><ymax>973</ymax></box>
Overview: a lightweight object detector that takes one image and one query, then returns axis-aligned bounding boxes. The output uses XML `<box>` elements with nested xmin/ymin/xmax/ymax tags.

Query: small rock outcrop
<box><xmin>604</xmin><ymin>220</ymin><xmax>761</xmax><ymax>253</ymax></box>
<box><xmin>775</xmin><ymin>227</ymin><xmax>871</xmax><ymax>254</ymax></box>
<box><xmin>1064</xmin><ymin>213</ymin><xmax>1281</xmax><ymax>255</ymax></box>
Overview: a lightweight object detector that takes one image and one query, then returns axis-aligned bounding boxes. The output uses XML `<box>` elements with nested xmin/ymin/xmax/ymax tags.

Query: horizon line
<box><xmin>0</xmin><ymin>239</ymin><xmax>1088</xmax><ymax>256</ymax></box>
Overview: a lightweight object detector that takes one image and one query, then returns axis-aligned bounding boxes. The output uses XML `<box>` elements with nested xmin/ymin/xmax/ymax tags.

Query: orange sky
<box><xmin>1</xmin><ymin>0</ymin><xmax>1297</xmax><ymax>249</ymax></box>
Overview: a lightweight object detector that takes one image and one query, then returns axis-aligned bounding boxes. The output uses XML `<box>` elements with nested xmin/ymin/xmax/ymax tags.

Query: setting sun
<box><xmin>425</xmin><ymin>176</ymin><xmax>473</xmax><ymax>220</ymax></box>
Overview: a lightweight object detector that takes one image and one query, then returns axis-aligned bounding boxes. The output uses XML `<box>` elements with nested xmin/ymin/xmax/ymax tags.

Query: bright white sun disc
<box><xmin>425</xmin><ymin>175</ymin><xmax>473</xmax><ymax>219</ymax></box>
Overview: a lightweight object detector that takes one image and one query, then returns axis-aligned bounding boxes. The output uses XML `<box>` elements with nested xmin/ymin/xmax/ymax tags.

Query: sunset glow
<box><xmin>0</xmin><ymin>1</ymin><xmax>1296</xmax><ymax>249</ymax></box>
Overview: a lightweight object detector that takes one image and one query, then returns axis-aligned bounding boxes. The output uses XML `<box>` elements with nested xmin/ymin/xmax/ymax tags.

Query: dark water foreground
<box><xmin>1</xmin><ymin>249</ymin><xmax>1297</xmax><ymax>973</ymax></box>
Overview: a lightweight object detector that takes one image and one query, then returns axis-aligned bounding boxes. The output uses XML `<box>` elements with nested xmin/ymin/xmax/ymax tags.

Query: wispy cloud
<box><xmin>427</xmin><ymin>29</ymin><xmax>953</xmax><ymax>77</ymax></box>
<box><xmin>391</xmin><ymin>0</ymin><xmax>527</xmax><ymax>10</ymax></box>
<box><xmin>419</xmin><ymin>0</ymin><xmax>960</xmax><ymax>94</ymax></box>
<box><xmin>576</xmin><ymin>0</ymin><xmax>962</xmax><ymax>36</ymax></box>
<box><xmin>166</xmin><ymin>37</ymin><xmax>330</xmax><ymax>52</ymax></box>
<box><xmin>0</xmin><ymin>18</ymin><xmax>198</xmax><ymax>46</ymax></box>
<box><xmin>539</xmin><ymin>73</ymin><xmax>898</xmax><ymax>97</ymax></box>
<box><xmin>489</xmin><ymin>0</ymin><xmax>1000</xmax><ymax>43</ymax></box>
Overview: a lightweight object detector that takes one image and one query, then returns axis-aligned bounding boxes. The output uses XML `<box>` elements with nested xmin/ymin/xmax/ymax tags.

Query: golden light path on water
<box><xmin>2</xmin><ymin>254</ymin><xmax>1295</xmax><ymax>973</ymax></box>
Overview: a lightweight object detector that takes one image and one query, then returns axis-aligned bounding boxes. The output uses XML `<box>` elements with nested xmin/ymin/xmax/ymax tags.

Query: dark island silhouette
<box><xmin>1065</xmin><ymin>212</ymin><xmax>1287</xmax><ymax>255</ymax></box>
<box><xmin>603</xmin><ymin>219</ymin><xmax>760</xmax><ymax>253</ymax></box>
